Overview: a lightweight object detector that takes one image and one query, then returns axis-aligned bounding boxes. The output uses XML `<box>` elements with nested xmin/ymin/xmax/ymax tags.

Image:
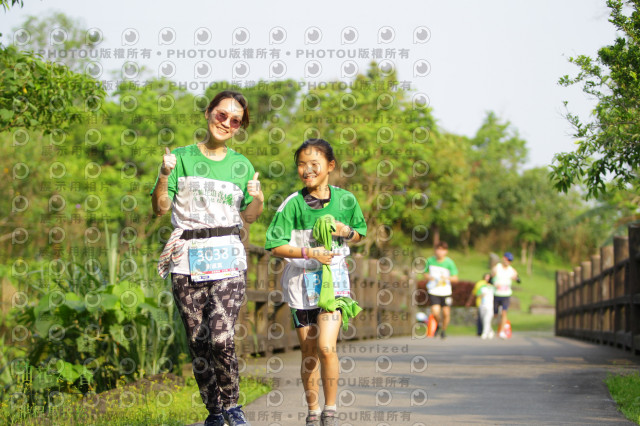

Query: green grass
<box><xmin>504</xmin><ymin>312</ymin><xmax>554</xmax><ymax>332</ymax></box>
<box><xmin>0</xmin><ymin>375</ymin><xmax>270</xmax><ymax>425</ymax></box>
<box><xmin>606</xmin><ymin>372</ymin><xmax>640</xmax><ymax>424</ymax></box>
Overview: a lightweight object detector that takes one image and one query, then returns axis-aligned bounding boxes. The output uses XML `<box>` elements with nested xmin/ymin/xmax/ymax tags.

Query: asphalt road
<box><xmin>191</xmin><ymin>331</ymin><xmax>639</xmax><ymax>425</ymax></box>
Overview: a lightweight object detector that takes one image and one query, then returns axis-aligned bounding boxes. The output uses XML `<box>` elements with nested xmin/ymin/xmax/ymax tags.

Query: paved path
<box><xmin>195</xmin><ymin>332</ymin><xmax>639</xmax><ymax>425</ymax></box>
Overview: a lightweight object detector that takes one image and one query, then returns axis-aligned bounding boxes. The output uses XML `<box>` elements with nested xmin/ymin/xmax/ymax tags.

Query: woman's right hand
<box><xmin>309</xmin><ymin>247</ymin><xmax>335</xmax><ymax>265</ymax></box>
<box><xmin>160</xmin><ymin>147</ymin><xmax>176</xmax><ymax>176</ymax></box>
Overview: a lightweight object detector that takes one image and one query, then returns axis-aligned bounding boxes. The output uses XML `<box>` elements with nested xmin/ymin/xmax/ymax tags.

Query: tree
<box><xmin>467</xmin><ymin>112</ymin><xmax>528</xmax><ymax>242</ymax></box>
<box><xmin>11</xmin><ymin>12</ymin><xmax>102</xmax><ymax>71</ymax></box>
<box><xmin>0</xmin><ymin>10</ymin><xmax>106</xmax><ymax>134</ymax></box>
<box><xmin>511</xmin><ymin>168</ymin><xmax>559</xmax><ymax>274</ymax></box>
<box><xmin>0</xmin><ymin>44</ymin><xmax>105</xmax><ymax>133</ymax></box>
<box><xmin>552</xmin><ymin>0</ymin><xmax>640</xmax><ymax>199</ymax></box>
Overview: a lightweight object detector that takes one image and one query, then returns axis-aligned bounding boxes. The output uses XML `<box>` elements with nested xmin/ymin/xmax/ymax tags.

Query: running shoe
<box><xmin>306</xmin><ymin>412</ymin><xmax>321</xmax><ymax>426</ymax></box>
<box><xmin>321</xmin><ymin>409</ymin><xmax>339</xmax><ymax>426</ymax></box>
<box><xmin>223</xmin><ymin>405</ymin><xmax>251</xmax><ymax>425</ymax></box>
<box><xmin>204</xmin><ymin>413</ymin><xmax>225</xmax><ymax>426</ymax></box>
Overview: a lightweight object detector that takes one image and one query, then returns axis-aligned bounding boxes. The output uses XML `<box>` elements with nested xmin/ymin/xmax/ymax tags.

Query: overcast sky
<box><xmin>1</xmin><ymin>0</ymin><xmax>617</xmax><ymax>168</ymax></box>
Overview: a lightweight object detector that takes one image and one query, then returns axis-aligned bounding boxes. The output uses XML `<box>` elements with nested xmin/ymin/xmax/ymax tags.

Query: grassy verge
<box><xmin>0</xmin><ymin>375</ymin><xmax>270</xmax><ymax>425</ymax></box>
<box><xmin>606</xmin><ymin>372</ymin><xmax>640</xmax><ymax>425</ymax></box>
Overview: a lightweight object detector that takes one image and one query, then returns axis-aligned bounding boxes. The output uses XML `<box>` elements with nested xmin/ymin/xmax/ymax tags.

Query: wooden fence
<box><xmin>556</xmin><ymin>224</ymin><xmax>640</xmax><ymax>353</ymax></box>
<box><xmin>234</xmin><ymin>241</ymin><xmax>417</xmax><ymax>356</ymax></box>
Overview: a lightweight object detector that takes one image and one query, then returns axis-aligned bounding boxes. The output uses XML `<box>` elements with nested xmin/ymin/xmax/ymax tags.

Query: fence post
<box><xmin>601</xmin><ymin>245</ymin><xmax>614</xmax><ymax>343</ymax></box>
<box><xmin>627</xmin><ymin>224</ymin><xmax>640</xmax><ymax>353</ymax></box>
<box><xmin>562</xmin><ymin>270</ymin><xmax>568</xmax><ymax>334</ymax></box>
<box><xmin>613</xmin><ymin>235</ymin><xmax>629</xmax><ymax>348</ymax></box>
<box><xmin>574</xmin><ymin>265</ymin><xmax>582</xmax><ymax>333</ymax></box>
<box><xmin>591</xmin><ymin>254</ymin><xmax>601</xmax><ymax>341</ymax></box>
<box><xmin>555</xmin><ymin>271</ymin><xmax>562</xmax><ymax>336</ymax></box>
<box><xmin>581</xmin><ymin>260</ymin><xmax>592</xmax><ymax>338</ymax></box>
<box><xmin>591</xmin><ymin>254</ymin><xmax>601</xmax><ymax>303</ymax></box>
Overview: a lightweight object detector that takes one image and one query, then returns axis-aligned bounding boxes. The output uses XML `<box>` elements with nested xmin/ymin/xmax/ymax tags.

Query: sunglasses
<box><xmin>213</xmin><ymin>110</ymin><xmax>242</xmax><ymax>129</ymax></box>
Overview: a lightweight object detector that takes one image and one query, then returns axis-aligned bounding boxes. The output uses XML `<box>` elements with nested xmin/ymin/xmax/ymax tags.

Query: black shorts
<box><xmin>291</xmin><ymin>307</ymin><xmax>342</xmax><ymax>328</ymax></box>
<box><xmin>291</xmin><ymin>307</ymin><xmax>322</xmax><ymax>328</ymax></box>
<box><xmin>429</xmin><ymin>295</ymin><xmax>452</xmax><ymax>307</ymax></box>
<box><xmin>494</xmin><ymin>296</ymin><xmax>510</xmax><ymax>314</ymax></box>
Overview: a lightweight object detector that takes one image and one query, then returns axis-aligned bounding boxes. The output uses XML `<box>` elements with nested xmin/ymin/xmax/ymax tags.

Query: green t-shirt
<box><xmin>424</xmin><ymin>256</ymin><xmax>458</xmax><ymax>297</ymax></box>
<box><xmin>149</xmin><ymin>144</ymin><xmax>255</xmax><ymax>274</ymax></box>
<box><xmin>265</xmin><ymin>186</ymin><xmax>367</xmax><ymax>251</ymax></box>
<box><xmin>150</xmin><ymin>144</ymin><xmax>254</xmax><ymax>224</ymax></box>
<box><xmin>265</xmin><ymin>186</ymin><xmax>367</xmax><ymax>309</ymax></box>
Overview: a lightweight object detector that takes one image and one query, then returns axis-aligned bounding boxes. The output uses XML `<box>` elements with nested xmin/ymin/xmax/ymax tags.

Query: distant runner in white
<box><xmin>491</xmin><ymin>252</ymin><xmax>520</xmax><ymax>339</ymax></box>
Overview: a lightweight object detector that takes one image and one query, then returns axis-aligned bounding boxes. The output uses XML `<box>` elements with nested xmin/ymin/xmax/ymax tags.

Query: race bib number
<box><xmin>188</xmin><ymin>244</ymin><xmax>241</xmax><ymax>282</ymax></box>
<box><xmin>302</xmin><ymin>261</ymin><xmax>351</xmax><ymax>305</ymax></box>
<box><xmin>427</xmin><ymin>264</ymin><xmax>451</xmax><ymax>291</ymax></box>
<box><xmin>331</xmin><ymin>260</ymin><xmax>350</xmax><ymax>297</ymax></box>
<box><xmin>303</xmin><ymin>269</ymin><xmax>322</xmax><ymax>305</ymax></box>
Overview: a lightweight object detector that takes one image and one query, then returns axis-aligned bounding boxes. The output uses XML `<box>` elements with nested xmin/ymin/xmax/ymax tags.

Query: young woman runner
<box><xmin>151</xmin><ymin>90</ymin><xmax>262</xmax><ymax>426</ymax></box>
<box><xmin>265</xmin><ymin>139</ymin><xmax>367</xmax><ymax>426</ymax></box>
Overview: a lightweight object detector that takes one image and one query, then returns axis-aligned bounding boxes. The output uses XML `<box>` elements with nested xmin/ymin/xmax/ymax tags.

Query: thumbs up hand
<box><xmin>160</xmin><ymin>147</ymin><xmax>176</xmax><ymax>176</ymax></box>
<box><xmin>247</xmin><ymin>172</ymin><xmax>264</xmax><ymax>202</ymax></box>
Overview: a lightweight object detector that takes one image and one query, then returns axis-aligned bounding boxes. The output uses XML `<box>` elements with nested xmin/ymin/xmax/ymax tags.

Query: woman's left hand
<box><xmin>332</xmin><ymin>221</ymin><xmax>350</xmax><ymax>238</ymax></box>
<box><xmin>248</xmin><ymin>172</ymin><xmax>264</xmax><ymax>202</ymax></box>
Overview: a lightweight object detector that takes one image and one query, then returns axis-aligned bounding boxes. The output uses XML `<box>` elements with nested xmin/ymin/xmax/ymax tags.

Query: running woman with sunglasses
<box><xmin>151</xmin><ymin>91</ymin><xmax>262</xmax><ymax>426</ymax></box>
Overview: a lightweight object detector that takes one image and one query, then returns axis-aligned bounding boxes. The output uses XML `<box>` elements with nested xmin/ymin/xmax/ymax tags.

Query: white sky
<box><xmin>1</xmin><ymin>0</ymin><xmax>616</xmax><ymax>167</ymax></box>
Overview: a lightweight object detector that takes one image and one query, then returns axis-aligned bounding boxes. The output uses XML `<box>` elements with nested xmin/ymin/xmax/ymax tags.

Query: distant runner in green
<box><xmin>424</xmin><ymin>241</ymin><xmax>459</xmax><ymax>339</ymax></box>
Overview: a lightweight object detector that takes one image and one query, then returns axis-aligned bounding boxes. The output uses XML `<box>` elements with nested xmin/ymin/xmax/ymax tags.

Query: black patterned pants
<box><xmin>171</xmin><ymin>273</ymin><xmax>245</xmax><ymax>413</ymax></box>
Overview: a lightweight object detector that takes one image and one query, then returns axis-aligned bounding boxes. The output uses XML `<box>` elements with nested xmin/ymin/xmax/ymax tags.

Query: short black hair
<box><xmin>294</xmin><ymin>138</ymin><xmax>336</xmax><ymax>164</ymax></box>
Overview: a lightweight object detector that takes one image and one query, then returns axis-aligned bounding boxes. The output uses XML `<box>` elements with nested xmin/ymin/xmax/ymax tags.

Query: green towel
<box><xmin>313</xmin><ymin>215</ymin><xmax>336</xmax><ymax>309</ymax></box>
<box><xmin>312</xmin><ymin>214</ymin><xmax>362</xmax><ymax>330</ymax></box>
<box><xmin>332</xmin><ymin>296</ymin><xmax>363</xmax><ymax>331</ymax></box>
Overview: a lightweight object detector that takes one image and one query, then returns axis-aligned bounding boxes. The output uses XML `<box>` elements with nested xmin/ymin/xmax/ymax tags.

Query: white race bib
<box><xmin>187</xmin><ymin>237</ymin><xmax>245</xmax><ymax>282</ymax></box>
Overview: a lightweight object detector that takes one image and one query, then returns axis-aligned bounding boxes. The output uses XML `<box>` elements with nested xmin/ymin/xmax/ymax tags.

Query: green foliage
<box><xmin>1</xmin><ymin>0</ymin><xmax>23</xmax><ymax>11</ymax></box>
<box><xmin>6</xmin><ymin>238</ymin><xmax>187</xmax><ymax>399</ymax></box>
<box><xmin>553</xmin><ymin>0</ymin><xmax>640</xmax><ymax>199</ymax></box>
<box><xmin>0</xmin><ymin>374</ymin><xmax>271</xmax><ymax>425</ymax></box>
<box><xmin>606</xmin><ymin>371</ymin><xmax>640</xmax><ymax>424</ymax></box>
<box><xmin>468</xmin><ymin>112</ymin><xmax>528</xmax><ymax>231</ymax></box>
<box><xmin>11</xmin><ymin>12</ymin><xmax>102</xmax><ymax>71</ymax></box>
<box><xmin>0</xmin><ymin>44</ymin><xmax>106</xmax><ymax>133</ymax></box>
